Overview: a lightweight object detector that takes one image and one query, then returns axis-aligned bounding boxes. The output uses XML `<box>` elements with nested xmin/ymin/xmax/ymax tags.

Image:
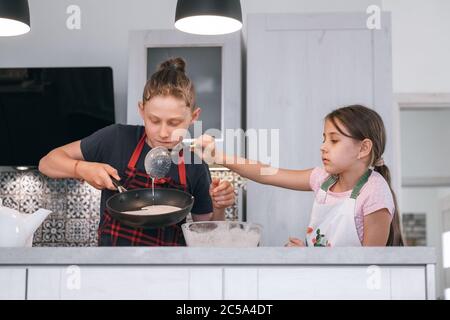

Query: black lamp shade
<box><xmin>175</xmin><ymin>0</ymin><xmax>243</xmax><ymax>35</ymax></box>
<box><xmin>0</xmin><ymin>0</ymin><xmax>30</xmax><ymax>36</ymax></box>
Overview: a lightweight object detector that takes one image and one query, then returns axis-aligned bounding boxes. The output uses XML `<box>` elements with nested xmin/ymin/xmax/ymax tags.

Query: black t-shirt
<box><xmin>80</xmin><ymin>124</ymin><xmax>213</xmax><ymax>217</ymax></box>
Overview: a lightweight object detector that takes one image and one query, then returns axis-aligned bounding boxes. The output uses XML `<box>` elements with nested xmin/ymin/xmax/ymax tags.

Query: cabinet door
<box><xmin>257</xmin><ymin>266</ymin><xmax>391</xmax><ymax>300</ymax></box>
<box><xmin>224</xmin><ymin>268</ymin><xmax>258</xmax><ymax>299</ymax></box>
<box><xmin>390</xmin><ymin>266</ymin><xmax>426</xmax><ymax>300</ymax></box>
<box><xmin>246</xmin><ymin>13</ymin><xmax>394</xmax><ymax>245</ymax></box>
<box><xmin>0</xmin><ymin>267</ymin><xmax>26</xmax><ymax>300</ymax></box>
<box><xmin>223</xmin><ymin>266</ymin><xmax>428</xmax><ymax>300</ymax></box>
<box><xmin>27</xmin><ymin>266</ymin><xmax>222</xmax><ymax>300</ymax></box>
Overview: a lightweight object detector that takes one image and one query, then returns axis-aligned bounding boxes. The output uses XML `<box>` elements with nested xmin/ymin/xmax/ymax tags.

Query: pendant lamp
<box><xmin>0</xmin><ymin>0</ymin><xmax>30</xmax><ymax>36</ymax></box>
<box><xmin>175</xmin><ymin>0</ymin><xmax>242</xmax><ymax>35</ymax></box>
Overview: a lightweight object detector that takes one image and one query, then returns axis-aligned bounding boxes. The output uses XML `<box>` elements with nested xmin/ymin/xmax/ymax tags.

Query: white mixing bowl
<box><xmin>182</xmin><ymin>221</ymin><xmax>262</xmax><ymax>247</ymax></box>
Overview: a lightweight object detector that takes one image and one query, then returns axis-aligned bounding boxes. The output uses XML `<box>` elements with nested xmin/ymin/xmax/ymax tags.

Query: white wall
<box><xmin>400</xmin><ymin>108</ymin><xmax>450</xmax><ymax>298</ymax></box>
<box><xmin>401</xmin><ymin>187</ymin><xmax>450</xmax><ymax>299</ymax></box>
<box><xmin>400</xmin><ymin>109</ymin><xmax>450</xmax><ymax>178</ymax></box>
<box><xmin>383</xmin><ymin>0</ymin><xmax>450</xmax><ymax>93</ymax></box>
<box><xmin>243</xmin><ymin>0</ymin><xmax>379</xmax><ymax>12</ymax></box>
<box><xmin>0</xmin><ymin>0</ymin><xmax>178</xmax><ymax>124</ymax></box>
<box><xmin>0</xmin><ymin>0</ymin><xmax>381</xmax><ymax>124</ymax></box>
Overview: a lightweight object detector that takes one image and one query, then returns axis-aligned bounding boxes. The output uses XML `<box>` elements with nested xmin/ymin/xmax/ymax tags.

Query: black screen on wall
<box><xmin>0</xmin><ymin>67</ymin><xmax>115</xmax><ymax>167</ymax></box>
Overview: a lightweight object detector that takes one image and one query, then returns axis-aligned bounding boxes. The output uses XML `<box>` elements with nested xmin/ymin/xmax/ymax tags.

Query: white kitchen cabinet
<box><xmin>25</xmin><ymin>265</ymin><xmax>430</xmax><ymax>300</ymax></box>
<box><xmin>257</xmin><ymin>266</ymin><xmax>392</xmax><ymax>300</ymax></box>
<box><xmin>246</xmin><ymin>13</ymin><xmax>395</xmax><ymax>246</ymax></box>
<box><xmin>1</xmin><ymin>248</ymin><xmax>435</xmax><ymax>300</ymax></box>
<box><xmin>390</xmin><ymin>266</ymin><xmax>427</xmax><ymax>300</ymax></box>
<box><xmin>27</xmin><ymin>266</ymin><xmax>223</xmax><ymax>300</ymax></box>
<box><xmin>224</xmin><ymin>268</ymin><xmax>258</xmax><ymax>299</ymax></box>
<box><xmin>227</xmin><ymin>266</ymin><xmax>429</xmax><ymax>300</ymax></box>
<box><xmin>188</xmin><ymin>268</ymin><xmax>223</xmax><ymax>300</ymax></box>
<box><xmin>0</xmin><ymin>267</ymin><xmax>26</xmax><ymax>300</ymax></box>
<box><xmin>225</xmin><ymin>266</ymin><xmax>428</xmax><ymax>300</ymax></box>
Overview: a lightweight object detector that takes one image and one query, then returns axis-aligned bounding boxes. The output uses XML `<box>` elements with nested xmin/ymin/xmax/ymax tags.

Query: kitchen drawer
<box><xmin>256</xmin><ymin>266</ymin><xmax>426</xmax><ymax>300</ymax></box>
<box><xmin>27</xmin><ymin>266</ymin><xmax>222</xmax><ymax>300</ymax></box>
<box><xmin>0</xmin><ymin>267</ymin><xmax>27</xmax><ymax>300</ymax></box>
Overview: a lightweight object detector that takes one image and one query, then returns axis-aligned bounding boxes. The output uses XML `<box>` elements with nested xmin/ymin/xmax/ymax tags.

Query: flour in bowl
<box><xmin>183</xmin><ymin>223</ymin><xmax>261</xmax><ymax>247</ymax></box>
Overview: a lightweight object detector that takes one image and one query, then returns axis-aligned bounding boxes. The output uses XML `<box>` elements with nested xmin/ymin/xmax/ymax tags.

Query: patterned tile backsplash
<box><xmin>402</xmin><ymin>213</ymin><xmax>427</xmax><ymax>246</ymax></box>
<box><xmin>0</xmin><ymin>169</ymin><xmax>246</xmax><ymax>247</ymax></box>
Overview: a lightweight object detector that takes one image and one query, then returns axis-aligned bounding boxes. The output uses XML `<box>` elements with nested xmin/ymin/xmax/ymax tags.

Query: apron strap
<box><xmin>127</xmin><ymin>131</ymin><xmax>188</xmax><ymax>191</ymax></box>
<box><xmin>320</xmin><ymin>169</ymin><xmax>372</xmax><ymax>199</ymax></box>
<box><xmin>178</xmin><ymin>149</ymin><xmax>187</xmax><ymax>191</ymax></box>
<box><xmin>320</xmin><ymin>175</ymin><xmax>338</xmax><ymax>192</ymax></box>
<box><xmin>350</xmin><ymin>169</ymin><xmax>372</xmax><ymax>199</ymax></box>
<box><xmin>128</xmin><ymin>133</ymin><xmax>146</xmax><ymax>168</ymax></box>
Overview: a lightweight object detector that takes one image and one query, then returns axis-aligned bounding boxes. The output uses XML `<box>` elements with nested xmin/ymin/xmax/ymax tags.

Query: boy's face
<box><xmin>320</xmin><ymin>119</ymin><xmax>362</xmax><ymax>174</ymax></box>
<box><xmin>139</xmin><ymin>95</ymin><xmax>200</xmax><ymax>149</ymax></box>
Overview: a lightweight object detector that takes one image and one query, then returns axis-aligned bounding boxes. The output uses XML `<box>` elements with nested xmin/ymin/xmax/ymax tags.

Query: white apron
<box><xmin>305</xmin><ymin>169</ymin><xmax>372</xmax><ymax>247</ymax></box>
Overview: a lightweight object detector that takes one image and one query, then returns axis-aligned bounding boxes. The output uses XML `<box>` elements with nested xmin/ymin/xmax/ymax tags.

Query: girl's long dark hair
<box><xmin>326</xmin><ymin>105</ymin><xmax>404</xmax><ymax>246</ymax></box>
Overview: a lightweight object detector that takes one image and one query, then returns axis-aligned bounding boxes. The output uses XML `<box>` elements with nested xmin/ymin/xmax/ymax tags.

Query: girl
<box><xmin>195</xmin><ymin>105</ymin><xmax>404</xmax><ymax>246</ymax></box>
<box><xmin>39</xmin><ymin>57</ymin><xmax>235</xmax><ymax>246</ymax></box>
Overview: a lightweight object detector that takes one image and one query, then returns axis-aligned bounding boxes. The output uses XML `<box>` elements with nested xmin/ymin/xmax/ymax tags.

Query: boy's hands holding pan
<box><xmin>75</xmin><ymin>161</ymin><xmax>120</xmax><ymax>191</ymax></box>
<box><xmin>191</xmin><ymin>135</ymin><xmax>235</xmax><ymax>212</ymax></box>
<box><xmin>209</xmin><ymin>178</ymin><xmax>235</xmax><ymax>210</ymax></box>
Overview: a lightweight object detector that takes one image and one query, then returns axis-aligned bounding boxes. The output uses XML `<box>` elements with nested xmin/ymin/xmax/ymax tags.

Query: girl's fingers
<box><xmin>285</xmin><ymin>242</ymin><xmax>294</xmax><ymax>247</ymax></box>
<box><xmin>287</xmin><ymin>237</ymin><xmax>304</xmax><ymax>246</ymax></box>
<box><xmin>193</xmin><ymin>135</ymin><xmax>216</xmax><ymax>162</ymax></box>
<box><xmin>196</xmin><ymin>134</ymin><xmax>215</xmax><ymax>148</ymax></box>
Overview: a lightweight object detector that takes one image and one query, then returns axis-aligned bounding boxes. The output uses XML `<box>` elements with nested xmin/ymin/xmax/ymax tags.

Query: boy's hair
<box><xmin>325</xmin><ymin>105</ymin><xmax>404</xmax><ymax>246</ymax></box>
<box><xmin>142</xmin><ymin>57</ymin><xmax>196</xmax><ymax>110</ymax></box>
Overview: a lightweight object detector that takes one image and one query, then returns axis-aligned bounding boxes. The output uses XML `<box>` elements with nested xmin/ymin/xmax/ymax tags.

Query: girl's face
<box><xmin>138</xmin><ymin>95</ymin><xmax>200</xmax><ymax>149</ymax></box>
<box><xmin>320</xmin><ymin>119</ymin><xmax>363</xmax><ymax>174</ymax></box>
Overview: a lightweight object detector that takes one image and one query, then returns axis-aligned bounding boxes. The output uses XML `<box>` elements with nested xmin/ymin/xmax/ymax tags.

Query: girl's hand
<box><xmin>285</xmin><ymin>237</ymin><xmax>306</xmax><ymax>247</ymax></box>
<box><xmin>193</xmin><ymin>134</ymin><xmax>222</xmax><ymax>164</ymax></box>
<box><xmin>75</xmin><ymin>161</ymin><xmax>121</xmax><ymax>191</ymax></box>
<box><xmin>210</xmin><ymin>178</ymin><xmax>235</xmax><ymax>209</ymax></box>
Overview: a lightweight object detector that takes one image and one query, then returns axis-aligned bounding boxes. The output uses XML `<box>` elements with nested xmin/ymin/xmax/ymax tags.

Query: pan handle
<box><xmin>111</xmin><ymin>176</ymin><xmax>127</xmax><ymax>193</ymax></box>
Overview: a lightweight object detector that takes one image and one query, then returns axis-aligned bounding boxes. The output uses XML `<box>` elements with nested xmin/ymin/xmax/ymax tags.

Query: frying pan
<box><xmin>106</xmin><ymin>177</ymin><xmax>194</xmax><ymax>228</ymax></box>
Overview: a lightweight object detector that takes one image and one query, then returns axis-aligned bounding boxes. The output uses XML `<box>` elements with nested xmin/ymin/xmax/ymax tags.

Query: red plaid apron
<box><xmin>98</xmin><ymin>133</ymin><xmax>188</xmax><ymax>246</ymax></box>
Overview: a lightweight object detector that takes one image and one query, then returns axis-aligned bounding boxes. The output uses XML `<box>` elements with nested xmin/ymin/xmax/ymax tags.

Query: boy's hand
<box><xmin>210</xmin><ymin>178</ymin><xmax>235</xmax><ymax>210</ymax></box>
<box><xmin>76</xmin><ymin>161</ymin><xmax>120</xmax><ymax>191</ymax></box>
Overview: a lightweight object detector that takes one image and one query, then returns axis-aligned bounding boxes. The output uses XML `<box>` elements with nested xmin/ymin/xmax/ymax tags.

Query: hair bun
<box><xmin>158</xmin><ymin>57</ymin><xmax>186</xmax><ymax>73</ymax></box>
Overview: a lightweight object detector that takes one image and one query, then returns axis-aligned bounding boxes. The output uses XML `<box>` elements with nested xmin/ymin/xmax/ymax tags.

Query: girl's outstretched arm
<box><xmin>220</xmin><ymin>153</ymin><xmax>313</xmax><ymax>191</ymax></box>
<box><xmin>194</xmin><ymin>135</ymin><xmax>313</xmax><ymax>191</ymax></box>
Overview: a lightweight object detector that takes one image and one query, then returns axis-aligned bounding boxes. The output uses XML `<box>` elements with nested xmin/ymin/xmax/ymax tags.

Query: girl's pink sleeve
<box><xmin>309</xmin><ymin>167</ymin><xmax>329</xmax><ymax>193</ymax></box>
<box><xmin>360</xmin><ymin>175</ymin><xmax>395</xmax><ymax>217</ymax></box>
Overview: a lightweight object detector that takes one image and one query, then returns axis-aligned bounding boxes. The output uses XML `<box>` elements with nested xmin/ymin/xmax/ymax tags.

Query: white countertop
<box><xmin>0</xmin><ymin>247</ymin><xmax>436</xmax><ymax>266</ymax></box>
